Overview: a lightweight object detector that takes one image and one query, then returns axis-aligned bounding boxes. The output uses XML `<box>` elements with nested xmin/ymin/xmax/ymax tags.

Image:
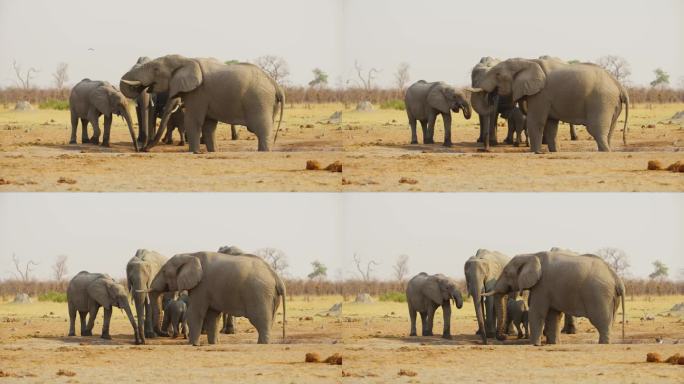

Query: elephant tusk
<box><xmin>121</xmin><ymin>79</ymin><xmax>143</xmax><ymax>86</ymax></box>
<box><xmin>466</xmin><ymin>87</ymin><xmax>484</xmax><ymax>93</ymax></box>
<box><xmin>481</xmin><ymin>291</ymin><xmax>496</xmax><ymax>297</ymax></box>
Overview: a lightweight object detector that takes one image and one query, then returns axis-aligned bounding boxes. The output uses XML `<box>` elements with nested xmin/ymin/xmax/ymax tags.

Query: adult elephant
<box><xmin>404</xmin><ymin>80</ymin><xmax>472</xmax><ymax>146</ymax></box>
<box><xmin>148</xmin><ymin>252</ymin><xmax>286</xmax><ymax>345</ymax></box>
<box><xmin>120</xmin><ymin>55</ymin><xmax>284</xmax><ymax>153</ymax></box>
<box><xmin>126</xmin><ymin>249</ymin><xmax>167</xmax><ymax>344</ymax></box>
<box><xmin>406</xmin><ymin>272</ymin><xmax>464</xmax><ymax>339</ymax></box>
<box><xmin>67</xmin><ymin>271</ymin><xmax>140</xmax><ymax>344</ymax></box>
<box><xmin>464</xmin><ymin>249</ymin><xmax>510</xmax><ymax>344</ymax></box>
<box><xmin>216</xmin><ymin>245</ymin><xmax>246</xmax><ymax>334</ymax></box>
<box><xmin>484</xmin><ymin>250</ymin><xmax>625</xmax><ymax>345</ymax></box>
<box><xmin>68</xmin><ymin>79</ymin><xmax>138</xmax><ymax>150</ymax></box>
<box><xmin>469</xmin><ymin>57</ymin><xmax>629</xmax><ymax>152</ymax></box>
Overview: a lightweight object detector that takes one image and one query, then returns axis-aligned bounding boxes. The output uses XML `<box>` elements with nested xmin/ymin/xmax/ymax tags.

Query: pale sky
<box><xmin>0</xmin><ymin>0</ymin><xmax>681</xmax><ymax>89</ymax></box>
<box><xmin>1</xmin><ymin>193</ymin><xmax>682</xmax><ymax>281</ymax></box>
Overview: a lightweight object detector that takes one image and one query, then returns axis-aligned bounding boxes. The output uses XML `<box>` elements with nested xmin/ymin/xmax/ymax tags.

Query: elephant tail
<box><xmin>616</xmin><ymin>278</ymin><xmax>626</xmax><ymax>341</ymax></box>
<box><xmin>619</xmin><ymin>85</ymin><xmax>629</xmax><ymax>146</ymax></box>
<box><xmin>273</xmin><ymin>85</ymin><xmax>285</xmax><ymax>145</ymax></box>
<box><xmin>274</xmin><ymin>274</ymin><xmax>287</xmax><ymax>341</ymax></box>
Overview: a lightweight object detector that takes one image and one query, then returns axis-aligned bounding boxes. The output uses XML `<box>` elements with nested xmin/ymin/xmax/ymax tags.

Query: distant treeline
<box><xmin>1</xmin><ymin>277</ymin><xmax>682</xmax><ymax>300</ymax></box>
<box><xmin>1</xmin><ymin>86</ymin><xmax>682</xmax><ymax>107</ymax></box>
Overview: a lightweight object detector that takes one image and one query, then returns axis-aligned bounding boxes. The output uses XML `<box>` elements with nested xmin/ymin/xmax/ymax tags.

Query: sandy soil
<box><xmin>0</xmin><ymin>103</ymin><xmax>682</xmax><ymax>191</ymax></box>
<box><xmin>1</xmin><ymin>295</ymin><xmax>683</xmax><ymax>383</ymax></box>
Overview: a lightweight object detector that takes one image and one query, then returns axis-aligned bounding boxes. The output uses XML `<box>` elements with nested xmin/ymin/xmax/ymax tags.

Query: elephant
<box><xmin>68</xmin><ymin>79</ymin><xmax>138</xmax><ymax>151</ymax></box>
<box><xmin>120</xmin><ymin>55</ymin><xmax>284</xmax><ymax>153</ymax></box>
<box><xmin>468</xmin><ymin>57</ymin><xmax>629</xmax><ymax>153</ymax></box>
<box><xmin>148</xmin><ymin>251</ymin><xmax>286</xmax><ymax>345</ymax></box>
<box><xmin>216</xmin><ymin>245</ymin><xmax>245</xmax><ymax>334</ymax></box>
<box><xmin>406</xmin><ymin>272</ymin><xmax>464</xmax><ymax>339</ymax></box>
<box><xmin>67</xmin><ymin>271</ymin><xmax>139</xmax><ymax>343</ymax></box>
<box><xmin>161</xmin><ymin>292</ymin><xmax>188</xmax><ymax>339</ymax></box>
<box><xmin>404</xmin><ymin>80</ymin><xmax>472</xmax><ymax>146</ymax></box>
<box><xmin>504</xmin><ymin>105</ymin><xmax>527</xmax><ymax>147</ymax></box>
<box><xmin>126</xmin><ymin>249</ymin><xmax>167</xmax><ymax>344</ymax></box>
<box><xmin>505</xmin><ymin>295</ymin><xmax>529</xmax><ymax>339</ymax></box>
<box><xmin>464</xmin><ymin>249</ymin><xmax>510</xmax><ymax>344</ymax></box>
<box><xmin>483</xmin><ymin>250</ymin><xmax>626</xmax><ymax>345</ymax></box>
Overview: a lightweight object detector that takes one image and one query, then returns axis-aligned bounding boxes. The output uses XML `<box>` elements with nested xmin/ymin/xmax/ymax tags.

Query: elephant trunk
<box><xmin>144</xmin><ymin>97</ymin><xmax>180</xmax><ymax>152</ymax></box>
<box><xmin>140</xmin><ymin>91</ymin><xmax>150</xmax><ymax>147</ymax></box>
<box><xmin>120</xmin><ymin>106</ymin><xmax>139</xmax><ymax>152</ymax></box>
<box><xmin>121</xmin><ymin>301</ymin><xmax>140</xmax><ymax>344</ymax></box>
<box><xmin>468</xmin><ymin>276</ymin><xmax>487</xmax><ymax>344</ymax></box>
<box><xmin>462</xmin><ymin>103</ymin><xmax>472</xmax><ymax>120</ymax></box>
<box><xmin>132</xmin><ymin>290</ymin><xmax>146</xmax><ymax>344</ymax></box>
<box><xmin>494</xmin><ymin>293</ymin><xmax>507</xmax><ymax>341</ymax></box>
<box><xmin>149</xmin><ymin>290</ymin><xmax>166</xmax><ymax>336</ymax></box>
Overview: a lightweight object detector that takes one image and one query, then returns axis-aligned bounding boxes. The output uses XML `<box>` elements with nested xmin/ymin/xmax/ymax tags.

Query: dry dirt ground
<box><xmin>1</xmin><ymin>295</ymin><xmax>683</xmax><ymax>383</ymax></box>
<box><xmin>0</xmin><ymin>103</ymin><xmax>682</xmax><ymax>191</ymax></box>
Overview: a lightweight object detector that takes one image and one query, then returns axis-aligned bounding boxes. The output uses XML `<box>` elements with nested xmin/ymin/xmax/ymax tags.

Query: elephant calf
<box><xmin>406</xmin><ymin>272</ymin><xmax>464</xmax><ymax>339</ymax></box>
<box><xmin>505</xmin><ymin>296</ymin><xmax>529</xmax><ymax>339</ymax></box>
<box><xmin>162</xmin><ymin>293</ymin><xmax>188</xmax><ymax>339</ymax></box>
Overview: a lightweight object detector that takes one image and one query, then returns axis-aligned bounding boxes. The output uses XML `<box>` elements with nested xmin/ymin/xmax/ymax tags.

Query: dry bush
<box><xmin>646</xmin><ymin>352</ymin><xmax>662</xmax><ymax>362</ymax></box>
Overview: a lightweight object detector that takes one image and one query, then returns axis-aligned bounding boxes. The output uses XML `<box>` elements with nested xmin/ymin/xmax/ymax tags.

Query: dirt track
<box><xmin>0</xmin><ymin>104</ymin><xmax>682</xmax><ymax>192</ymax></box>
<box><xmin>1</xmin><ymin>296</ymin><xmax>683</xmax><ymax>383</ymax></box>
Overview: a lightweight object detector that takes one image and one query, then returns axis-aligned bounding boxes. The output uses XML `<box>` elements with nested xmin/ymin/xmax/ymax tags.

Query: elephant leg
<box><xmin>586</xmin><ymin>122</ymin><xmax>611</xmax><ymax>152</ymax></box>
<box><xmin>69</xmin><ymin>112</ymin><xmax>79</xmax><ymax>144</ymax></box>
<box><xmin>68</xmin><ymin>302</ymin><xmax>77</xmax><ymax>336</ymax></box>
<box><xmin>505</xmin><ymin>317</ymin><xmax>513</xmax><ymax>336</ymax></box>
<box><xmin>177</xmin><ymin>118</ymin><xmax>186</xmax><ymax>146</ymax></box>
<box><xmin>544</xmin><ymin>309</ymin><xmax>562</xmax><ymax>344</ymax></box>
<box><xmin>248</xmin><ymin>309</ymin><xmax>272</xmax><ymax>344</ymax></box>
<box><xmin>504</xmin><ymin>117</ymin><xmax>515</xmax><ymax>144</ymax></box>
<box><xmin>102</xmin><ymin>114</ymin><xmax>112</xmax><ymax>147</ymax></box>
<box><xmin>523</xmin><ymin>314</ymin><xmax>529</xmax><ymax>338</ymax></box>
<box><xmin>569</xmin><ymin>124</ymin><xmax>578</xmax><ymax>141</ymax></box>
<box><xmin>426</xmin><ymin>304</ymin><xmax>437</xmax><ymax>336</ymax></box>
<box><xmin>419</xmin><ymin>120</ymin><xmax>428</xmax><ymax>143</ymax></box>
<box><xmin>163</xmin><ymin>125</ymin><xmax>174</xmax><ymax>144</ymax></box>
<box><xmin>145</xmin><ymin>299</ymin><xmax>157</xmax><ymax>338</ymax></box>
<box><xmin>477</xmin><ymin>114</ymin><xmax>485</xmax><ymax>143</ymax></box>
<box><xmin>201</xmin><ymin>119</ymin><xmax>219</xmax><ymax>152</ymax></box>
<box><xmin>170</xmin><ymin>312</ymin><xmax>180</xmax><ymax>338</ymax></box>
<box><xmin>160</xmin><ymin>306</ymin><xmax>171</xmax><ymax>337</ymax></box>
<box><xmin>231</xmin><ymin>125</ymin><xmax>239</xmax><ymax>140</ymax></box>
<box><xmin>425</xmin><ymin>114</ymin><xmax>436</xmax><ymax>144</ymax></box>
<box><xmin>181</xmin><ymin>314</ymin><xmax>188</xmax><ymax>339</ymax></box>
<box><xmin>79</xmin><ymin>311</ymin><xmax>88</xmax><ymax>336</ymax></box>
<box><xmin>526</xmin><ymin>107</ymin><xmax>549</xmax><ymax>154</ymax></box>
<box><xmin>224</xmin><ymin>314</ymin><xmax>235</xmax><ymax>334</ymax></box>
<box><xmin>88</xmin><ymin>110</ymin><xmax>101</xmax><ymax>145</ymax></box>
<box><xmin>186</xmin><ymin>303</ymin><xmax>207</xmax><ymax>346</ymax></box>
<box><xmin>442</xmin><ymin>113</ymin><xmax>452</xmax><ymax>147</ymax></box>
<box><xmin>205</xmin><ymin>309</ymin><xmax>220</xmax><ymax>344</ymax></box>
<box><xmin>441</xmin><ymin>302</ymin><xmax>452</xmax><ymax>339</ymax></box>
<box><xmin>484</xmin><ymin>296</ymin><xmax>496</xmax><ymax>337</ymax></box>
<box><xmin>544</xmin><ymin>119</ymin><xmax>560</xmax><ymax>152</ymax></box>
<box><xmin>419</xmin><ymin>311</ymin><xmax>428</xmax><ymax>336</ymax></box>
<box><xmin>409</xmin><ymin>307</ymin><xmax>417</xmax><ymax>336</ymax></box>
<box><xmin>409</xmin><ymin>118</ymin><xmax>418</xmax><ymax>144</ymax></box>
<box><xmin>247</xmin><ymin>112</ymin><xmax>273</xmax><ymax>152</ymax></box>
<box><xmin>184</xmin><ymin>108</ymin><xmax>207</xmax><ymax>154</ymax></box>
<box><xmin>101</xmin><ymin>307</ymin><xmax>112</xmax><ymax>340</ymax></box>
<box><xmin>85</xmin><ymin>305</ymin><xmax>99</xmax><ymax>336</ymax></box>
<box><xmin>80</xmin><ymin>118</ymin><xmax>90</xmax><ymax>143</ymax></box>
<box><xmin>488</xmin><ymin>112</ymin><xmax>498</xmax><ymax>145</ymax></box>
<box><xmin>561</xmin><ymin>314</ymin><xmax>577</xmax><ymax>334</ymax></box>
<box><xmin>528</xmin><ymin>294</ymin><xmax>547</xmax><ymax>346</ymax></box>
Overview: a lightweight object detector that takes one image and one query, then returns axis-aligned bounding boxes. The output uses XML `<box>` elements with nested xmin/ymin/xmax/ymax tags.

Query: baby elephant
<box><xmin>406</xmin><ymin>272</ymin><xmax>464</xmax><ymax>339</ymax></box>
<box><xmin>505</xmin><ymin>296</ymin><xmax>529</xmax><ymax>339</ymax></box>
<box><xmin>162</xmin><ymin>293</ymin><xmax>188</xmax><ymax>338</ymax></box>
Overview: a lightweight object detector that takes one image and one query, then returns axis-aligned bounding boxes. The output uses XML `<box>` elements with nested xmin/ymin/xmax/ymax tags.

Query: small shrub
<box><xmin>379</xmin><ymin>291</ymin><xmax>406</xmax><ymax>303</ymax></box>
<box><xmin>38</xmin><ymin>292</ymin><xmax>67</xmax><ymax>303</ymax></box>
<box><xmin>39</xmin><ymin>99</ymin><xmax>69</xmax><ymax>110</ymax></box>
<box><xmin>380</xmin><ymin>99</ymin><xmax>405</xmax><ymax>110</ymax></box>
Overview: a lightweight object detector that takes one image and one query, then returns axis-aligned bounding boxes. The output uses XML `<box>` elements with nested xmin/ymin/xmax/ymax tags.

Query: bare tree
<box><xmin>354</xmin><ymin>60</ymin><xmax>380</xmax><ymax>93</ymax></box>
<box><xmin>394</xmin><ymin>62</ymin><xmax>410</xmax><ymax>91</ymax></box>
<box><xmin>595</xmin><ymin>247</ymin><xmax>630</xmax><ymax>277</ymax></box>
<box><xmin>52</xmin><ymin>254</ymin><xmax>69</xmax><ymax>281</ymax></box>
<box><xmin>254</xmin><ymin>247</ymin><xmax>289</xmax><ymax>275</ymax></box>
<box><xmin>52</xmin><ymin>62</ymin><xmax>69</xmax><ymax>89</ymax></box>
<box><xmin>392</xmin><ymin>254</ymin><xmax>409</xmax><ymax>282</ymax></box>
<box><xmin>253</xmin><ymin>55</ymin><xmax>290</xmax><ymax>85</ymax></box>
<box><xmin>595</xmin><ymin>55</ymin><xmax>631</xmax><ymax>84</ymax></box>
<box><xmin>352</xmin><ymin>253</ymin><xmax>378</xmax><ymax>281</ymax></box>
<box><xmin>12</xmin><ymin>254</ymin><xmax>38</xmax><ymax>282</ymax></box>
<box><xmin>12</xmin><ymin>60</ymin><xmax>39</xmax><ymax>89</ymax></box>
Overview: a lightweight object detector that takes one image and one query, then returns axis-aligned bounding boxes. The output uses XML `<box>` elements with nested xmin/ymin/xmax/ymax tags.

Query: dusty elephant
<box><xmin>149</xmin><ymin>252</ymin><xmax>286</xmax><ymax>345</ymax></box>
<box><xmin>469</xmin><ymin>57</ymin><xmax>629</xmax><ymax>153</ymax></box>
<box><xmin>120</xmin><ymin>55</ymin><xmax>284</xmax><ymax>153</ymax></box>
<box><xmin>67</xmin><ymin>271</ymin><xmax>139</xmax><ymax>343</ymax></box>
<box><xmin>406</xmin><ymin>272</ymin><xmax>464</xmax><ymax>339</ymax></box>
<box><xmin>161</xmin><ymin>292</ymin><xmax>188</xmax><ymax>339</ymax></box>
<box><xmin>484</xmin><ymin>250</ymin><xmax>625</xmax><ymax>345</ymax></box>
<box><xmin>126</xmin><ymin>249</ymin><xmax>167</xmax><ymax>344</ymax></box>
<box><xmin>68</xmin><ymin>79</ymin><xmax>138</xmax><ymax>150</ymax></box>
<box><xmin>404</xmin><ymin>80</ymin><xmax>472</xmax><ymax>146</ymax></box>
<box><xmin>505</xmin><ymin>294</ymin><xmax>529</xmax><ymax>339</ymax></box>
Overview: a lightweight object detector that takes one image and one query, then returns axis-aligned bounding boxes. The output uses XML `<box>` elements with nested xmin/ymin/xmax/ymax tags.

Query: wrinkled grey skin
<box><xmin>149</xmin><ymin>252</ymin><xmax>286</xmax><ymax>345</ymax></box>
<box><xmin>486</xmin><ymin>250</ymin><xmax>626</xmax><ymax>345</ymax></box>
<box><xmin>471</xmin><ymin>57</ymin><xmax>629</xmax><ymax>153</ymax></box>
<box><xmin>126</xmin><ymin>249</ymin><xmax>167</xmax><ymax>344</ymax></box>
<box><xmin>548</xmin><ymin>247</ymin><xmax>577</xmax><ymax>334</ymax></box>
<box><xmin>505</xmin><ymin>105</ymin><xmax>527</xmax><ymax>147</ymax></box>
<box><xmin>216</xmin><ymin>245</ymin><xmax>245</xmax><ymax>334</ymax></box>
<box><xmin>505</xmin><ymin>296</ymin><xmax>529</xmax><ymax>339</ymax></box>
<box><xmin>470</xmin><ymin>57</ymin><xmax>515</xmax><ymax>150</ymax></box>
<box><xmin>464</xmin><ymin>249</ymin><xmax>510</xmax><ymax>344</ymax></box>
<box><xmin>67</xmin><ymin>271</ymin><xmax>139</xmax><ymax>343</ymax></box>
<box><xmin>68</xmin><ymin>79</ymin><xmax>138</xmax><ymax>151</ymax></box>
<box><xmin>404</xmin><ymin>80</ymin><xmax>472</xmax><ymax>146</ymax></box>
<box><xmin>161</xmin><ymin>293</ymin><xmax>188</xmax><ymax>338</ymax></box>
<box><xmin>406</xmin><ymin>272</ymin><xmax>464</xmax><ymax>339</ymax></box>
<box><xmin>120</xmin><ymin>55</ymin><xmax>284</xmax><ymax>153</ymax></box>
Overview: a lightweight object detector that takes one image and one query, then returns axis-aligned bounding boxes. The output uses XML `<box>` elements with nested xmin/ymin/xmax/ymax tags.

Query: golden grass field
<box><xmin>1</xmin><ymin>295</ymin><xmax>683</xmax><ymax>383</ymax></box>
<box><xmin>0</xmin><ymin>103</ymin><xmax>682</xmax><ymax>192</ymax></box>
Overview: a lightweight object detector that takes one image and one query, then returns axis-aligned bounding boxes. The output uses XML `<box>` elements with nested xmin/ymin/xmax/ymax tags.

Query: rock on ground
<box><xmin>13</xmin><ymin>293</ymin><xmax>32</xmax><ymax>304</ymax></box>
<box><xmin>355</xmin><ymin>293</ymin><xmax>374</xmax><ymax>303</ymax></box>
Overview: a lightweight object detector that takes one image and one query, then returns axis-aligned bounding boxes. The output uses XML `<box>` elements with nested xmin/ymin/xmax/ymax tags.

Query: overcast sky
<box><xmin>0</xmin><ymin>0</ymin><xmax>681</xmax><ymax>88</ymax></box>
<box><xmin>1</xmin><ymin>193</ymin><xmax>681</xmax><ymax>281</ymax></box>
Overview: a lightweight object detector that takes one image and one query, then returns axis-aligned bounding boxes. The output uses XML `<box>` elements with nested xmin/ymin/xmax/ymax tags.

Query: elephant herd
<box><xmin>406</xmin><ymin>248</ymin><xmax>626</xmax><ymax>346</ymax></box>
<box><xmin>68</xmin><ymin>54</ymin><xmax>628</xmax><ymax>155</ymax></box>
<box><xmin>66</xmin><ymin>247</ymin><xmax>286</xmax><ymax>346</ymax></box>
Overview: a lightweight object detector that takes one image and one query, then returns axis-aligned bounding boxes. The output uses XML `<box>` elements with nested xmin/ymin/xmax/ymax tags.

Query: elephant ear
<box><xmin>169</xmin><ymin>254</ymin><xmax>203</xmax><ymax>291</ymax></box>
<box><xmin>512</xmin><ymin>61</ymin><xmax>546</xmax><ymax>102</ymax></box>
<box><xmin>426</xmin><ymin>84</ymin><xmax>450</xmax><ymax>114</ymax></box>
<box><xmin>516</xmin><ymin>255</ymin><xmax>542</xmax><ymax>290</ymax></box>
<box><xmin>87</xmin><ymin>276</ymin><xmax>114</xmax><ymax>309</ymax></box>
<box><xmin>91</xmin><ymin>86</ymin><xmax>112</xmax><ymax>115</ymax></box>
<box><xmin>169</xmin><ymin>60</ymin><xmax>203</xmax><ymax>98</ymax></box>
<box><xmin>423</xmin><ymin>275</ymin><xmax>449</xmax><ymax>304</ymax></box>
